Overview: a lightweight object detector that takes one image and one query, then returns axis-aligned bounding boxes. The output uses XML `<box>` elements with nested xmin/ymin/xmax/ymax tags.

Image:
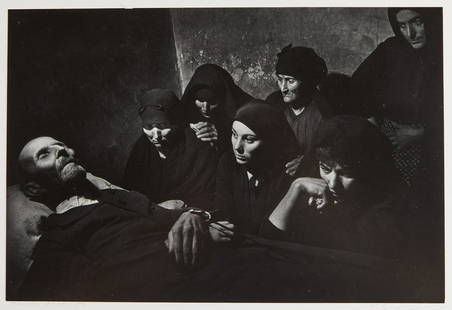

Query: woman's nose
<box><xmin>327</xmin><ymin>172</ymin><xmax>339</xmax><ymax>191</ymax></box>
<box><xmin>279</xmin><ymin>80</ymin><xmax>287</xmax><ymax>91</ymax></box>
<box><xmin>233</xmin><ymin>138</ymin><xmax>243</xmax><ymax>152</ymax></box>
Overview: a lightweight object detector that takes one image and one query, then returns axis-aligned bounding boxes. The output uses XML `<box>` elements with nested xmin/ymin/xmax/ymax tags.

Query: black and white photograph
<box><xmin>3</xmin><ymin>0</ymin><xmax>446</xmax><ymax>305</ymax></box>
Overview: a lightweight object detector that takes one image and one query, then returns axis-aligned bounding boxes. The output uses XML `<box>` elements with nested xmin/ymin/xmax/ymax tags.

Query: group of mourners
<box><xmin>15</xmin><ymin>8</ymin><xmax>443</xmax><ymax>302</ymax></box>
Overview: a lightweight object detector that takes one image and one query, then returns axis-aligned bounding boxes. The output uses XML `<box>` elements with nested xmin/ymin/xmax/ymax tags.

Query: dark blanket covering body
<box><xmin>123</xmin><ymin>126</ymin><xmax>219</xmax><ymax>209</ymax></box>
<box><xmin>214</xmin><ymin>153</ymin><xmax>294</xmax><ymax>235</ymax></box>
<box><xmin>17</xmin><ymin>190</ymin><xmax>437</xmax><ymax>302</ymax></box>
<box><xmin>18</xmin><ymin>190</ymin><xmax>185</xmax><ymax>301</ymax></box>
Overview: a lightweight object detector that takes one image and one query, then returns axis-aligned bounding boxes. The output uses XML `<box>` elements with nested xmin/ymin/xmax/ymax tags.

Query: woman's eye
<box><xmin>38</xmin><ymin>152</ymin><xmax>49</xmax><ymax>159</ymax></box>
<box><xmin>246</xmin><ymin>138</ymin><xmax>256</xmax><ymax>143</ymax></box>
<box><xmin>320</xmin><ymin>164</ymin><xmax>331</xmax><ymax>173</ymax></box>
<box><xmin>231</xmin><ymin>132</ymin><xmax>238</xmax><ymax>138</ymax></box>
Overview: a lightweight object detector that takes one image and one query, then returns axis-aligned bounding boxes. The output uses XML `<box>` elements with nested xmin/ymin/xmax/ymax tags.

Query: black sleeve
<box><xmin>100</xmin><ymin>190</ymin><xmax>184</xmax><ymax>229</ymax></box>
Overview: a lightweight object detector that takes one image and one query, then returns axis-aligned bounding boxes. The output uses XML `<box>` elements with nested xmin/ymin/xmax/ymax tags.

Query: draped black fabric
<box><xmin>213</xmin><ymin>102</ymin><xmax>299</xmax><ymax>234</ymax></box>
<box><xmin>351</xmin><ymin>7</ymin><xmax>443</xmax><ymax>204</ymax></box>
<box><xmin>215</xmin><ymin>153</ymin><xmax>294</xmax><ymax>235</ymax></box>
<box><xmin>18</xmin><ymin>190</ymin><xmax>185</xmax><ymax>301</ymax></box>
<box><xmin>17</xmin><ymin>190</ymin><xmax>439</xmax><ymax>302</ymax></box>
<box><xmin>123</xmin><ymin>126</ymin><xmax>219</xmax><ymax>209</ymax></box>
<box><xmin>181</xmin><ymin>64</ymin><xmax>253</xmax><ymax>152</ymax></box>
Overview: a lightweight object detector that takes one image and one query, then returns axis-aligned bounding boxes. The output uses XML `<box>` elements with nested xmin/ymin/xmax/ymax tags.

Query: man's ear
<box><xmin>22</xmin><ymin>181</ymin><xmax>46</xmax><ymax>198</ymax></box>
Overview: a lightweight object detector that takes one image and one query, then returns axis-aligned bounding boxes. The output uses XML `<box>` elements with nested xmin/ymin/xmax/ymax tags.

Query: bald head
<box><xmin>18</xmin><ymin>136</ymin><xmax>86</xmax><ymax>188</ymax></box>
<box><xmin>19</xmin><ymin>137</ymin><xmax>60</xmax><ymax>175</ymax></box>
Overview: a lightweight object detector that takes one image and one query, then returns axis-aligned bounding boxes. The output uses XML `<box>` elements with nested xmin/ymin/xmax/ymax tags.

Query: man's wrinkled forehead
<box><xmin>19</xmin><ymin>137</ymin><xmax>62</xmax><ymax>162</ymax></box>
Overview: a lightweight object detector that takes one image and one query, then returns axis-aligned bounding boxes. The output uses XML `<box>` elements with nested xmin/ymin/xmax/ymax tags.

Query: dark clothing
<box><xmin>19</xmin><ymin>190</ymin><xmax>184</xmax><ymax>301</ymax></box>
<box><xmin>181</xmin><ymin>64</ymin><xmax>253</xmax><ymax>152</ymax></box>
<box><xmin>260</xmin><ymin>191</ymin><xmax>410</xmax><ymax>259</ymax></box>
<box><xmin>213</xmin><ymin>102</ymin><xmax>300</xmax><ymax>235</ymax></box>
<box><xmin>352</xmin><ymin>37</ymin><xmax>440</xmax><ymax>124</ymax></box>
<box><xmin>123</xmin><ymin>126</ymin><xmax>219</xmax><ymax>209</ymax></box>
<box><xmin>266</xmin><ymin>91</ymin><xmax>332</xmax><ymax>177</ymax></box>
<box><xmin>17</xmin><ymin>190</ymin><xmax>437</xmax><ymax>302</ymax></box>
<box><xmin>266</xmin><ymin>91</ymin><xmax>333</xmax><ymax>156</ymax></box>
<box><xmin>215</xmin><ymin>153</ymin><xmax>294</xmax><ymax>235</ymax></box>
<box><xmin>351</xmin><ymin>8</ymin><xmax>443</xmax><ymax>188</ymax></box>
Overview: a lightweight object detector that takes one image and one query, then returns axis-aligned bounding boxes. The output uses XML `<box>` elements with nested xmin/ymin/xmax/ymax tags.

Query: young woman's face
<box><xmin>195</xmin><ymin>99</ymin><xmax>219</xmax><ymax>119</ymax></box>
<box><xmin>319</xmin><ymin>160</ymin><xmax>362</xmax><ymax>203</ymax></box>
<box><xmin>231</xmin><ymin>121</ymin><xmax>263</xmax><ymax>165</ymax></box>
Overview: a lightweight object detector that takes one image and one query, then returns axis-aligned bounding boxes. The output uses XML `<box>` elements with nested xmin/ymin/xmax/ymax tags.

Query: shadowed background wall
<box><xmin>8</xmin><ymin>8</ymin><xmax>393</xmax><ymax>185</ymax></box>
<box><xmin>8</xmin><ymin>9</ymin><xmax>180</xmax><ymax>185</ymax></box>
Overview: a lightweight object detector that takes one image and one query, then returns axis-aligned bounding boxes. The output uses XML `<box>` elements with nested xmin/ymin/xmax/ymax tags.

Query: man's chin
<box><xmin>60</xmin><ymin>163</ymin><xmax>87</xmax><ymax>184</ymax></box>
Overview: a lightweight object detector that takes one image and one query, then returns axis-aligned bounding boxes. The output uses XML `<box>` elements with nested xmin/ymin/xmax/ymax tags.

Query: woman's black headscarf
<box><xmin>233</xmin><ymin>100</ymin><xmax>299</xmax><ymax>177</ymax></box>
<box><xmin>138</xmin><ymin>88</ymin><xmax>182</xmax><ymax>127</ymax></box>
<box><xmin>387</xmin><ymin>7</ymin><xmax>442</xmax><ymax>53</ymax></box>
<box><xmin>181</xmin><ymin>64</ymin><xmax>253</xmax><ymax>124</ymax></box>
<box><xmin>275</xmin><ymin>44</ymin><xmax>328</xmax><ymax>86</ymax></box>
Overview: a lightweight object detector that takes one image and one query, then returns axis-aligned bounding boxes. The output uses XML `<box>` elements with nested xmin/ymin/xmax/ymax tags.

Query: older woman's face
<box><xmin>141</xmin><ymin>116</ymin><xmax>173</xmax><ymax>148</ymax></box>
<box><xmin>195</xmin><ymin>99</ymin><xmax>219</xmax><ymax>119</ymax></box>
<box><xmin>319</xmin><ymin>161</ymin><xmax>361</xmax><ymax>203</ymax></box>
<box><xmin>396</xmin><ymin>9</ymin><xmax>427</xmax><ymax>49</ymax></box>
<box><xmin>231</xmin><ymin>121</ymin><xmax>263</xmax><ymax>165</ymax></box>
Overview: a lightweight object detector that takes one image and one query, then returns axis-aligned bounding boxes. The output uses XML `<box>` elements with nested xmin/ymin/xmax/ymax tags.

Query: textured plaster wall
<box><xmin>8</xmin><ymin>8</ymin><xmax>394</xmax><ymax>185</ymax></box>
<box><xmin>8</xmin><ymin>9</ymin><xmax>180</xmax><ymax>185</ymax></box>
<box><xmin>171</xmin><ymin>8</ymin><xmax>393</xmax><ymax>99</ymax></box>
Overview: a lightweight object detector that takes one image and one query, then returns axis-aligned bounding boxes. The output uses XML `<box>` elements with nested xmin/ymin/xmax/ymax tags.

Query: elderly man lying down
<box><xmin>14</xmin><ymin>136</ymin><xmax>433</xmax><ymax>302</ymax></box>
<box><xmin>16</xmin><ymin>136</ymin><xmax>210</xmax><ymax>300</ymax></box>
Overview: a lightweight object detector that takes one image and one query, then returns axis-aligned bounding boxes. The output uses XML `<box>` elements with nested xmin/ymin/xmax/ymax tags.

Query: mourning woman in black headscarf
<box><xmin>262</xmin><ymin>115</ymin><xmax>423</xmax><ymax>259</ymax></box>
<box><xmin>351</xmin><ymin>8</ymin><xmax>443</xmax><ymax>194</ymax></box>
<box><xmin>208</xmin><ymin>100</ymin><xmax>299</xmax><ymax>240</ymax></box>
<box><xmin>123</xmin><ymin>89</ymin><xmax>219</xmax><ymax>210</ymax></box>
<box><xmin>181</xmin><ymin>64</ymin><xmax>253</xmax><ymax>153</ymax></box>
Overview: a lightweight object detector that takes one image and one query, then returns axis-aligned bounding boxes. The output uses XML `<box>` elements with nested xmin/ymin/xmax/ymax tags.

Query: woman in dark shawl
<box><xmin>208</xmin><ymin>100</ymin><xmax>299</xmax><ymax>239</ymax></box>
<box><xmin>262</xmin><ymin>115</ymin><xmax>432</xmax><ymax>260</ymax></box>
<box><xmin>351</xmin><ymin>8</ymin><xmax>443</xmax><ymax>191</ymax></box>
<box><xmin>181</xmin><ymin>64</ymin><xmax>253</xmax><ymax>153</ymax></box>
<box><xmin>123</xmin><ymin>88</ymin><xmax>219</xmax><ymax>210</ymax></box>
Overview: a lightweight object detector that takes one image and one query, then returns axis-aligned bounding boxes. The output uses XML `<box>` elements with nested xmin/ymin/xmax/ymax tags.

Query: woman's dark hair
<box><xmin>314</xmin><ymin>115</ymin><xmax>399</xmax><ymax>187</ymax></box>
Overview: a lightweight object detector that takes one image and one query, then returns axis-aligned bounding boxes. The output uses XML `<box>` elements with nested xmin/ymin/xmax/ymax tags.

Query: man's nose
<box><xmin>56</xmin><ymin>146</ymin><xmax>69</xmax><ymax>158</ymax></box>
<box><xmin>408</xmin><ymin>24</ymin><xmax>416</xmax><ymax>39</ymax></box>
